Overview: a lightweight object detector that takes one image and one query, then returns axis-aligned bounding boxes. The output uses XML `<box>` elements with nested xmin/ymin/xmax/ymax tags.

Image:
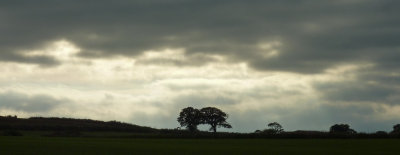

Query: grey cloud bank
<box><xmin>0</xmin><ymin>91</ymin><xmax>67</xmax><ymax>112</ymax></box>
<box><xmin>1</xmin><ymin>0</ymin><xmax>399</xmax><ymax>72</ymax></box>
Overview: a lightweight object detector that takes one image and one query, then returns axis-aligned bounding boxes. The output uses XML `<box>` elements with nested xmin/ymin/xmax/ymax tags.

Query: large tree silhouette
<box><xmin>391</xmin><ymin>124</ymin><xmax>400</xmax><ymax>134</ymax></box>
<box><xmin>177</xmin><ymin>107</ymin><xmax>202</xmax><ymax>132</ymax></box>
<box><xmin>329</xmin><ymin>124</ymin><xmax>356</xmax><ymax>134</ymax></box>
<box><xmin>200</xmin><ymin>107</ymin><xmax>232</xmax><ymax>133</ymax></box>
<box><xmin>267</xmin><ymin>122</ymin><xmax>284</xmax><ymax>134</ymax></box>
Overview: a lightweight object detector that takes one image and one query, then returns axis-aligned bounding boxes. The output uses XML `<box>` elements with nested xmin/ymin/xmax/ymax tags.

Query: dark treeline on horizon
<box><xmin>0</xmin><ymin>115</ymin><xmax>156</xmax><ymax>133</ymax></box>
<box><xmin>1</xmin><ymin>114</ymin><xmax>400</xmax><ymax>139</ymax></box>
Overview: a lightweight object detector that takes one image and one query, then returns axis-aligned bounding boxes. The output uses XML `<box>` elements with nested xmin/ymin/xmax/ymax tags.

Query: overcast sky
<box><xmin>1</xmin><ymin>0</ymin><xmax>400</xmax><ymax>132</ymax></box>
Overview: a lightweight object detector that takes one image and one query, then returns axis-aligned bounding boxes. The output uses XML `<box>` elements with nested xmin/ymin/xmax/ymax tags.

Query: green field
<box><xmin>1</xmin><ymin>136</ymin><xmax>399</xmax><ymax>155</ymax></box>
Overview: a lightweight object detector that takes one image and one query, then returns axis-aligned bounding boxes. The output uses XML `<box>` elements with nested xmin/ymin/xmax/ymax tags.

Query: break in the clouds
<box><xmin>0</xmin><ymin>0</ymin><xmax>399</xmax><ymax>132</ymax></box>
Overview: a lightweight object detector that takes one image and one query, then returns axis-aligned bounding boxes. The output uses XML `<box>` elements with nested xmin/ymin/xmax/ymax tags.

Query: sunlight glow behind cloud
<box><xmin>1</xmin><ymin>39</ymin><xmax>398</xmax><ymax>132</ymax></box>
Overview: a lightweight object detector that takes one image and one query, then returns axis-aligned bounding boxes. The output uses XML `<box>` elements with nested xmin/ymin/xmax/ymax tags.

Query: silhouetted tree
<box><xmin>391</xmin><ymin>124</ymin><xmax>400</xmax><ymax>134</ymax></box>
<box><xmin>267</xmin><ymin>122</ymin><xmax>284</xmax><ymax>134</ymax></box>
<box><xmin>200</xmin><ymin>107</ymin><xmax>232</xmax><ymax>133</ymax></box>
<box><xmin>329</xmin><ymin>124</ymin><xmax>356</xmax><ymax>134</ymax></box>
<box><xmin>177</xmin><ymin>107</ymin><xmax>202</xmax><ymax>132</ymax></box>
<box><xmin>375</xmin><ymin>131</ymin><xmax>388</xmax><ymax>137</ymax></box>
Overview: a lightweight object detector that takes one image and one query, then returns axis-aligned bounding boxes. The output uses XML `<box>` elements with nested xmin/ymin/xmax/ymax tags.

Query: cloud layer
<box><xmin>0</xmin><ymin>91</ymin><xmax>67</xmax><ymax>112</ymax></box>
<box><xmin>2</xmin><ymin>1</ymin><xmax>399</xmax><ymax>72</ymax></box>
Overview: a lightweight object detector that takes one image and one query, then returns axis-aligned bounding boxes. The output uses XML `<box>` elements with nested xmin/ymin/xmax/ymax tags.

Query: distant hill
<box><xmin>1</xmin><ymin>115</ymin><xmax>399</xmax><ymax>139</ymax></box>
<box><xmin>0</xmin><ymin>116</ymin><xmax>157</xmax><ymax>133</ymax></box>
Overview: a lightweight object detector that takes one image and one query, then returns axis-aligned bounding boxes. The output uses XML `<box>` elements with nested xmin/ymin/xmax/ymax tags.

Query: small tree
<box><xmin>177</xmin><ymin>107</ymin><xmax>202</xmax><ymax>132</ymax></box>
<box><xmin>329</xmin><ymin>124</ymin><xmax>356</xmax><ymax>134</ymax></box>
<box><xmin>391</xmin><ymin>124</ymin><xmax>400</xmax><ymax>134</ymax></box>
<box><xmin>200</xmin><ymin>107</ymin><xmax>232</xmax><ymax>133</ymax></box>
<box><xmin>267</xmin><ymin>122</ymin><xmax>284</xmax><ymax>134</ymax></box>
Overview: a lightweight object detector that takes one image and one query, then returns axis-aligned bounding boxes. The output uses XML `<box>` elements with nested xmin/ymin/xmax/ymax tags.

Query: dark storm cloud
<box><xmin>1</xmin><ymin>0</ymin><xmax>399</xmax><ymax>72</ymax></box>
<box><xmin>0</xmin><ymin>91</ymin><xmax>67</xmax><ymax>112</ymax></box>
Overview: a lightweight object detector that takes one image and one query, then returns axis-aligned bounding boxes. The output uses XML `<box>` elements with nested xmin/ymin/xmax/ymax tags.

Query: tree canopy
<box><xmin>267</xmin><ymin>122</ymin><xmax>284</xmax><ymax>134</ymax></box>
<box><xmin>200</xmin><ymin>107</ymin><xmax>232</xmax><ymax>133</ymax></box>
<box><xmin>329</xmin><ymin>124</ymin><xmax>356</xmax><ymax>134</ymax></box>
<box><xmin>177</xmin><ymin>107</ymin><xmax>232</xmax><ymax>133</ymax></box>
<box><xmin>177</xmin><ymin>107</ymin><xmax>202</xmax><ymax>132</ymax></box>
<box><xmin>391</xmin><ymin>124</ymin><xmax>400</xmax><ymax>134</ymax></box>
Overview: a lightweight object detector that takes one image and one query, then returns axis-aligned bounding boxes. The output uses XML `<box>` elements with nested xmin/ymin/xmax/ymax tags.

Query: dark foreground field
<box><xmin>1</xmin><ymin>137</ymin><xmax>399</xmax><ymax>155</ymax></box>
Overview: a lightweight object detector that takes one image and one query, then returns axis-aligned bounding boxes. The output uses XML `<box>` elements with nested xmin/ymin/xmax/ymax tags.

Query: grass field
<box><xmin>1</xmin><ymin>136</ymin><xmax>400</xmax><ymax>154</ymax></box>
